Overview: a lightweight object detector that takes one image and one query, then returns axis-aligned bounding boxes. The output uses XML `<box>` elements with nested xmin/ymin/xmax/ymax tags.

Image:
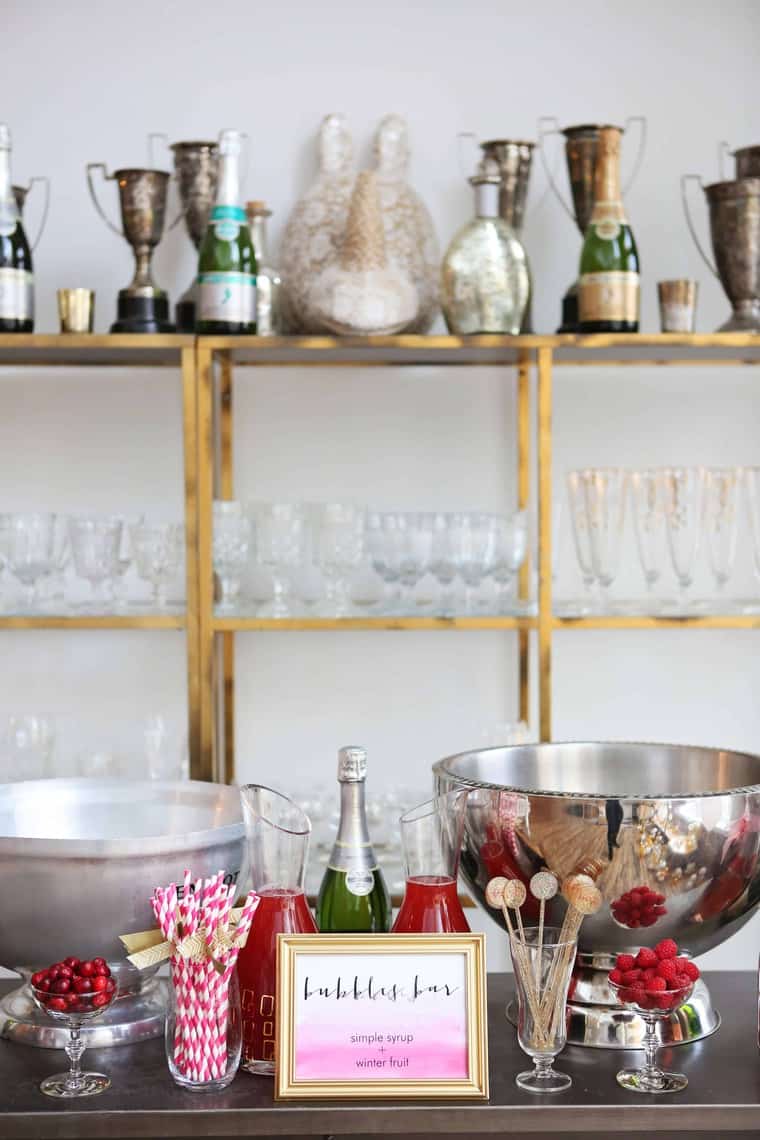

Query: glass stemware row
<box><xmin>213</xmin><ymin>501</ymin><xmax>529</xmax><ymax>618</ymax></box>
<box><xmin>0</xmin><ymin>512</ymin><xmax>184</xmax><ymax>613</ymax></box>
<box><xmin>565</xmin><ymin>466</ymin><xmax>760</xmax><ymax>614</ymax></box>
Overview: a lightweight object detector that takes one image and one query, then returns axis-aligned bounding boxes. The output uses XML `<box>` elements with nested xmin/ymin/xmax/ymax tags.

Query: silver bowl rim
<box><xmin>433</xmin><ymin>739</ymin><xmax>760</xmax><ymax>801</ymax></box>
<box><xmin>0</xmin><ymin>777</ymin><xmax>244</xmax><ymax>858</ymax></box>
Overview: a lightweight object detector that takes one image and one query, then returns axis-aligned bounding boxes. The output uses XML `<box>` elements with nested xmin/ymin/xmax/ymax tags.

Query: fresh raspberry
<box><xmin>647</xmin><ymin>976</ymin><xmax>667</xmax><ymax>993</ymax></box>
<box><xmin>674</xmin><ymin>974</ymin><xmax>691</xmax><ymax>991</ymax></box>
<box><xmin>652</xmin><ymin>893</ymin><xmax>666</xmax><ymax>905</ymax></box>
<box><xmin>629</xmin><ymin>891</ymin><xmax>643</xmax><ymax>907</ymax></box>
<box><xmin>642</xmin><ymin>968</ymin><xmax>657</xmax><ymax>983</ymax></box>
<box><xmin>652</xmin><ymin>905</ymin><xmax>667</xmax><ymax>917</ymax></box>
<box><xmin>640</xmin><ymin>913</ymin><xmax>658</xmax><ymax>927</ymax></box>
<box><xmin>682</xmin><ymin>960</ymin><xmax>700</xmax><ymax>981</ymax></box>
<box><xmin>656</xmin><ymin>959</ymin><xmax>678</xmax><ymax>983</ymax></box>
<box><xmin>636</xmin><ymin>947</ymin><xmax>658</xmax><ymax>968</ymax></box>
<box><xmin>628</xmin><ymin>917</ymin><xmax>641</xmax><ymax>927</ymax></box>
<box><xmin>621</xmin><ymin>969</ymin><xmax>642</xmax><ymax>985</ymax></box>
<box><xmin>608</xmin><ymin>968</ymin><xmax>623</xmax><ymax>984</ymax></box>
<box><xmin>618</xmin><ymin>986</ymin><xmax>634</xmax><ymax>1003</ymax></box>
<box><xmin>655</xmin><ymin>938</ymin><xmax>678</xmax><ymax>960</ymax></box>
<box><xmin>616</xmin><ymin>954</ymin><xmax>636</xmax><ymax>972</ymax></box>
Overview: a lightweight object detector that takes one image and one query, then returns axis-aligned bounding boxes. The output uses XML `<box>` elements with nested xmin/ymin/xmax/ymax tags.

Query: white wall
<box><xmin>3</xmin><ymin>0</ymin><xmax>760</xmax><ymax>968</ymax></box>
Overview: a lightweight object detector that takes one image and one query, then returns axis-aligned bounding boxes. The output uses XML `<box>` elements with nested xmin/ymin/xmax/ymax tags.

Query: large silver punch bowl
<box><xmin>434</xmin><ymin>741</ymin><xmax>760</xmax><ymax>1047</ymax></box>
<box><xmin>0</xmin><ymin>779</ymin><xmax>245</xmax><ymax>1047</ymax></box>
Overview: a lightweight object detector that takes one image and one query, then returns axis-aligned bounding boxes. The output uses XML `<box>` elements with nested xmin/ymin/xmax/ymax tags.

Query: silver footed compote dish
<box><xmin>434</xmin><ymin>740</ymin><xmax>760</xmax><ymax>1048</ymax></box>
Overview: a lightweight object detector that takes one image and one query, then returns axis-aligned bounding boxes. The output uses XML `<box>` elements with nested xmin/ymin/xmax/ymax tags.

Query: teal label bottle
<box><xmin>197</xmin><ymin>130</ymin><xmax>256</xmax><ymax>333</ymax></box>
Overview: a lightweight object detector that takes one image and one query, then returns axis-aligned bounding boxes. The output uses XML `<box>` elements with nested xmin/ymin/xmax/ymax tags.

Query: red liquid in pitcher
<box><xmin>237</xmin><ymin>888</ymin><xmax>317</xmax><ymax>1073</ymax></box>
<box><xmin>392</xmin><ymin>875</ymin><xmax>470</xmax><ymax>933</ymax></box>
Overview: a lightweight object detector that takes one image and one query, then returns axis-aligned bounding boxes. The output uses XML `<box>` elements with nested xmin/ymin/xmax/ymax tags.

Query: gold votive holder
<box><xmin>57</xmin><ymin>288</ymin><xmax>95</xmax><ymax>334</ymax></box>
<box><xmin>657</xmin><ymin>279</ymin><xmax>698</xmax><ymax>333</ymax></box>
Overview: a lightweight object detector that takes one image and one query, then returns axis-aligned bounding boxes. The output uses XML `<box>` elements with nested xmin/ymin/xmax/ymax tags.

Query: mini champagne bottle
<box><xmin>316</xmin><ymin>746</ymin><xmax>391</xmax><ymax>933</ymax></box>
<box><xmin>196</xmin><ymin>129</ymin><xmax>256</xmax><ymax>334</ymax></box>
<box><xmin>0</xmin><ymin>124</ymin><xmax>33</xmax><ymax>333</ymax></box>
<box><xmin>578</xmin><ymin>125</ymin><xmax>640</xmax><ymax>333</ymax></box>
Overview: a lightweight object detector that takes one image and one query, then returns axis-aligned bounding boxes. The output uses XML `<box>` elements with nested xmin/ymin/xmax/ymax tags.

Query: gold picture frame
<box><xmin>275</xmin><ymin>932</ymin><xmax>488</xmax><ymax>1100</ymax></box>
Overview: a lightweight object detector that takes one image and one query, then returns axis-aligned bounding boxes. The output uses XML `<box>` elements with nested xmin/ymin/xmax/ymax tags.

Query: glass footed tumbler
<box><xmin>609</xmin><ymin>978</ymin><xmax>694</xmax><ymax>1094</ymax></box>
<box><xmin>68</xmin><ymin>514</ymin><xmax>123</xmax><ymax>611</ymax></box>
<box><xmin>237</xmin><ymin>785</ymin><xmax>317</xmax><ymax>1075</ymax></box>
<box><xmin>509</xmin><ymin>927</ymin><xmax>576</xmax><ymax>1094</ymax></box>
<box><xmin>130</xmin><ymin>521</ymin><xmax>184</xmax><ymax>610</ymax></box>
<box><xmin>392</xmin><ymin>789</ymin><xmax>471</xmax><ymax>933</ymax></box>
<box><xmin>30</xmin><ymin>982</ymin><xmax>116</xmax><ymax>1098</ymax></box>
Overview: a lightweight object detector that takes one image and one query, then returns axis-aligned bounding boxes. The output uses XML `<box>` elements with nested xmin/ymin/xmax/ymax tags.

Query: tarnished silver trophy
<box><xmin>435</xmin><ymin>740</ymin><xmax>760</xmax><ymax>1049</ymax></box>
<box><xmin>718</xmin><ymin>141</ymin><xmax>760</xmax><ymax>180</ymax></box>
<box><xmin>682</xmin><ymin>174</ymin><xmax>760</xmax><ymax>332</ymax></box>
<box><xmin>86</xmin><ymin>164</ymin><xmax>175</xmax><ymax>333</ymax></box>
<box><xmin>11</xmin><ymin>176</ymin><xmax>49</xmax><ymax>251</ymax></box>
<box><xmin>0</xmin><ymin>779</ymin><xmax>245</xmax><ymax>1048</ymax></box>
<box><xmin>149</xmin><ymin>135</ymin><xmax>219</xmax><ymax>331</ymax></box>
<box><xmin>538</xmin><ymin>117</ymin><xmax>646</xmax><ymax>331</ymax></box>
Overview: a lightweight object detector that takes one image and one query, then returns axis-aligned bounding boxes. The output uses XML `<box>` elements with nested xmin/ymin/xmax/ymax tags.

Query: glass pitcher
<box><xmin>392</xmin><ymin>790</ymin><xmax>471</xmax><ymax>933</ymax></box>
<box><xmin>237</xmin><ymin>785</ymin><xmax>317</xmax><ymax>1076</ymax></box>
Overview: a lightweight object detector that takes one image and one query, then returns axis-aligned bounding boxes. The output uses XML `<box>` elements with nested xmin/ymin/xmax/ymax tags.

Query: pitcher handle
<box><xmin>718</xmin><ymin>140</ymin><xmax>731</xmax><ymax>181</ymax></box>
<box><xmin>23</xmin><ymin>175</ymin><xmax>50</xmax><ymax>251</ymax></box>
<box><xmin>457</xmin><ymin>131</ymin><xmax>480</xmax><ymax>179</ymax></box>
<box><xmin>86</xmin><ymin>163</ymin><xmax>122</xmax><ymax>238</ymax></box>
<box><xmin>622</xmin><ymin>116</ymin><xmax>647</xmax><ymax>196</ymax></box>
<box><xmin>680</xmin><ymin>173</ymin><xmax>717</xmax><ymax>277</ymax></box>
<box><xmin>537</xmin><ymin>115</ymin><xmax>575</xmax><ymax>223</ymax></box>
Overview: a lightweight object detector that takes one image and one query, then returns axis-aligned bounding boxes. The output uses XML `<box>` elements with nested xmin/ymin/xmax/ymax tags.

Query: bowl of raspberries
<box><xmin>30</xmin><ymin>957</ymin><xmax>117</xmax><ymax>1020</ymax></box>
<box><xmin>610</xmin><ymin>884</ymin><xmax>667</xmax><ymax>929</ymax></box>
<box><xmin>608</xmin><ymin>939</ymin><xmax>700</xmax><ymax>1012</ymax></box>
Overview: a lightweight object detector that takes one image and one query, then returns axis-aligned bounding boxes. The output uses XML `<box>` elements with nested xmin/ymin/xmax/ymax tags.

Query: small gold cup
<box><xmin>57</xmin><ymin>288</ymin><xmax>95</xmax><ymax>334</ymax></box>
<box><xmin>657</xmin><ymin>279</ymin><xmax>698</xmax><ymax>333</ymax></box>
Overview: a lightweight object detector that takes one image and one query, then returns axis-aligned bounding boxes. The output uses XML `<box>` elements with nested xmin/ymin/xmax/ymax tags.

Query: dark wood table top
<box><xmin>1</xmin><ymin>971</ymin><xmax>759</xmax><ymax>1138</ymax></box>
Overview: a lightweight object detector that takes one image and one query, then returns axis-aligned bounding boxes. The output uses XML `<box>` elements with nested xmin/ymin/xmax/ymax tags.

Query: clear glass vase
<box><xmin>165</xmin><ymin>968</ymin><xmax>242</xmax><ymax>1092</ymax></box>
<box><xmin>509</xmin><ymin>927</ymin><xmax>576</xmax><ymax>1093</ymax></box>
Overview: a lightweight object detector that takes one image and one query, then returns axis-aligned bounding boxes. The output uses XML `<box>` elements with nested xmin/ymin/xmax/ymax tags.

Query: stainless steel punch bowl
<box><xmin>434</xmin><ymin>741</ymin><xmax>760</xmax><ymax>960</ymax></box>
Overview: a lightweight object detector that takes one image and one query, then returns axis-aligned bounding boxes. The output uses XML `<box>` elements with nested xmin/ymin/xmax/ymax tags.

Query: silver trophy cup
<box><xmin>86</xmin><ymin>164</ymin><xmax>175</xmax><ymax>333</ymax></box>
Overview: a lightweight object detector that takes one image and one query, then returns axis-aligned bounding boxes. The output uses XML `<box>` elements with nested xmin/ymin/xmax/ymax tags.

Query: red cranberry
<box><xmin>48</xmin><ymin>997</ymin><xmax>67</xmax><ymax>1012</ymax></box>
<box><xmin>94</xmin><ymin>964</ymin><xmax>110</xmax><ymax>977</ymax></box>
<box><xmin>91</xmin><ymin>992</ymin><xmax>109</xmax><ymax>1008</ymax></box>
<box><xmin>105</xmin><ymin>978</ymin><xmax>117</xmax><ymax>994</ymax></box>
<box><xmin>92</xmin><ymin>957</ymin><xmax>107</xmax><ymax>969</ymax></box>
<box><xmin>47</xmin><ymin>966</ymin><xmax>61</xmax><ymax>981</ymax></box>
<box><xmin>31</xmin><ymin>970</ymin><xmax>48</xmax><ymax>987</ymax></box>
<box><xmin>58</xmin><ymin>965</ymin><xmax>73</xmax><ymax>979</ymax></box>
<box><xmin>52</xmin><ymin>978</ymin><xmax>71</xmax><ymax>995</ymax></box>
<box><xmin>73</xmin><ymin>976</ymin><xmax>92</xmax><ymax>994</ymax></box>
<box><xmin>78</xmin><ymin>961</ymin><xmax>96</xmax><ymax>977</ymax></box>
<box><xmin>35</xmin><ymin>977</ymin><xmax>52</xmax><ymax>993</ymax></box>
<box><xmin>91</xmin><ymin>975</ymin><xmax>108</xmax><ymax>992</ymax></box>
<box><xmin>63</xmin><ymin>957</ymin><xmax>81</xmax><ymax>970</ymax></box>
<box><xmin>65</xmin><ymin>992</ymin><xmax>79</xmax><ymax>1006</ymax></box>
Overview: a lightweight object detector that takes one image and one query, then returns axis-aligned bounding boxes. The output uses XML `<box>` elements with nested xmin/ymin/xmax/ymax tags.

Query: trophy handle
<box><xmin>718</xmin><ymin>140</ymin><xmax>731</xmax><ymax>181</ymax></box>
<box><xmin>86</xmin><ymin>163</ymin><xmax>123</xmax><ymax>238</ymax></box>
<box><xmin>680</xmin><ymin>173</ymin><xmax>717</xmax><ymax>277</ymax></box>
<box><xmin>624</xmin><ymin>115</ymin><xmax>647</xmax><ymax>196</ymax></box>
<box><xmin>457</xmin><ymin>131</ymin><xmax>480</xmax><ymax>179</ymax></box>
<box><xmin>23</xmin><ymin>175</ymin><xmax>50</xmax><ymax>251</ymax></box>
<box><xmin>537</xmin><ymin>116</ymin><xmax>576</xmax><ymax>223</ymax></box>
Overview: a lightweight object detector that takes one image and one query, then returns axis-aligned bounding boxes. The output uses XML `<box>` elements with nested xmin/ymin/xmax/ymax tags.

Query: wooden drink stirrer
<box><xmin>529</xmin><ymin>870</ymin><xmax>559</xmax><ymax>998</ymax></box>
<box><xmin>485</xmin><ymin>876</ymin><xmax>547</xmax><ymax>1048</ymax></box>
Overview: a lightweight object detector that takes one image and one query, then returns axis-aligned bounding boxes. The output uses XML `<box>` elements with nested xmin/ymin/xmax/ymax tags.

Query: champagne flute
<box><xmin>630</xmin><ymin>468</ymin><xmax>667</xmax><ymax>612</ymax></box>
<box><xmin>659</xmin><ymin>466</ymin><xmax>706</xmax><ymax>614</ymax></box>
<box><xmin>702</xmin><ymin>467</ymin><xmax>739</xmax><ymax>606</ymax></box>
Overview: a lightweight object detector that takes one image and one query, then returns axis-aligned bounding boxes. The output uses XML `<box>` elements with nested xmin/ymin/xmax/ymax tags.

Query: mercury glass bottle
<box><xmin>246</xmin><ymin>200</ymin><xmax>281</xmax><ymax>335</ymax></box>
<box><xmin>316</xmin><ymin>746</ymin><xmax>391</xmax><ymax>933</ymax></box>
<box><xmin>441</xmin><ymin>172</ymin><xmax>529</xmax><ymax>334</ymax></box>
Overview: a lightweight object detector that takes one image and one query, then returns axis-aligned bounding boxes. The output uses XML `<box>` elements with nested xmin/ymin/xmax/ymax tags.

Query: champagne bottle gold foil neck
<box><xmin>594</xmin><ymin>126</ymin><xmax>623</xmax><ymax>205</ymax></box>
<box><xmin>337</xmin><ymin>745</ymin><xmax>367</xmax><ymax>782</ymax></box>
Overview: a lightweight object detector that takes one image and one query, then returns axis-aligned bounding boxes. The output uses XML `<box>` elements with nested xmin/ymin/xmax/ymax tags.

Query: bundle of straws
<box><xmin>152</xmin><ymin>870</ymin><xmax>258</xmax><ymax>1083</ymax></box>
<box><xmin>486</xmin><ymin>870</ymin><xmax>602</xmax><ymax>1048</ymax></box>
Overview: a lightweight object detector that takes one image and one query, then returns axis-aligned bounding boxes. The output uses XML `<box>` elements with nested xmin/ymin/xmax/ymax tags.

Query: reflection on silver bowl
<box><xmin>0</xmin><ymin>779</ymin><xmax>245</xmax><ymax>1047</ymax></box>
<box><xmin>434</xmin><ymin>741</ymin><xmax>760</xmax><ymax>1048</ymax></box>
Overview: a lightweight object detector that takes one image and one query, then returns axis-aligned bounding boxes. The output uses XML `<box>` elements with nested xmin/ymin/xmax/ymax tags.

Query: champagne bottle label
<box><xmin>579</xmin><ymin>270</ymin><xmax>639</xmax><ymax>324</ymax></box>
<box><xmin>198</xmin><ymin>271</ymin><xmax>256</xmax><ymax>323</ymax></box>
<box><xmin>0</xmin><ymin>267</ymin><xmax>33</xmax><ymax>320</ymax></box>
<box><xmin>345</xmin><ymin>869</ymin><xmax>375</xmax><ymax>897</ymax></box>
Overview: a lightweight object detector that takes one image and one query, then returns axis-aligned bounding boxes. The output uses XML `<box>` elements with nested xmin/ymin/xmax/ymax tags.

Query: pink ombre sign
<box><xmin>276</xmin><ymin>934</ymin><xmax>489</xmax><ymax>1100</ymax></box>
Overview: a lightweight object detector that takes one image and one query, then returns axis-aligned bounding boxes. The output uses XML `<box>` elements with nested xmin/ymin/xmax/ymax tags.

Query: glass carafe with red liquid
<box><xmin>237</xmin><ymin>785</ymin><xmax>317</xmax><ymax>1075</ymax></box>
<box><xmin>392</xmin><ymin>790</ymin><xmax>471</xmax><ymax>933</ymax></box>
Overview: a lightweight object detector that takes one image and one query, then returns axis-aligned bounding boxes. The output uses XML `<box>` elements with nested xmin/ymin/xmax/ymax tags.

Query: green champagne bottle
<box><xmin>196</xmin><ymin>129</ymin><xmax>256</xmax><ymax>334</ymax></box>
<box><xmin>0</xmin><ymin>124</ymin><xmax>33</xmax><ymax>333</ymax></box>
<box><xmin>317</xmin><ymin>746</ymin><xmax>391</xmax><ymax>933</ymax></box>
<box><xmin>578</xmin><ymin>125</ymin><xmax>640</xmax><ymax>333</ymax></box>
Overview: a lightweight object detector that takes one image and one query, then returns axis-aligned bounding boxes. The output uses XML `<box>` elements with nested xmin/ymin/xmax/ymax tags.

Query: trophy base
<box><xmin>558</xmin><ymin>281</ymin><xmax>579</xmax><ymax>332</ymax></box>
<box><xmin>176</xmin><ymin>295</ymin><xmax>196</xmax><ymax>334</ymax></box>
<box><xmin>111</xmin><ymin>291</ymin><xmax>175</xmax><ymax>334</ymax></box>
<box><xmin>718</xmin><ymin>301</ymin><xmax>760</xmax><ymax>333</ymax></box>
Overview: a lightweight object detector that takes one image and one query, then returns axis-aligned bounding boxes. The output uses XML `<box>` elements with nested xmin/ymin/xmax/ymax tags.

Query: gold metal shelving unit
<box><xmin>196</xmin><ymin>332</ymin><xmax>760</xmax><ymax>782</ymax></box>
<box><xmin>0</xmin><ymin>334</ymin><xmax>201</xmax><ymax>774</ymax></box>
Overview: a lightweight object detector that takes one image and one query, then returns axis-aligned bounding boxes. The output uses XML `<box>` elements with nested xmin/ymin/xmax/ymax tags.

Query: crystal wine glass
<box><xmin>68</xmin><ymin>515</ymin><xmax>123</xmax><ymax>611</ymax></box>
<box><xmin>566</xmin><ymin>472</ymin><xmax>598</xmax><ymax>613</ymax></box>
<box><xmin>744</xmin><ymin>466</ymin><xmax>760</xmax><ymax>613</ymax></box>
<box><xmin>702</xmin><ymin>467</ymin><xmax>739</xmax><ymax>600</ymax></box>
<box><xmin>630</xmin><ymin>468</ymin><xmax>667</xmax><ymax>609</ymax></box>
<box><xmin>659</xmin><ymin>466</ymin><xmax>706</xmax><ymax>613</ymax></box>
<box><xmin>4</xmin><ymin>511</ymin><xmax>57</xmax><ymax>612</ymax></box>
<box><xmin>509</xmin><ymin>927</ymin><xmax>576</xmax><ymax>1093</ymax></box>
<box><xmin>213</xmin><ymin>499</ymin><xmax>252</xmax><ymax>613</ymax></box>
<box><xmin>367</xmin><ymin>511</ymin><xmax>403</xmax><ymax>615</ymax></box>
<box><xmin>430</xmin><ymin>512</ymin><xmax>463</xmax><ymax>617</ymax></box>
<box><xmin>316</xmin><ymin>502</ymin><xmax>365</xmax><ymax>617</ymax></box>
<box><xmin>129</xmin><ymin>521</ymin><xmax>184</xmax><ymax>611</ymax></box>
<box><xmin>397</xmin><ymin>512</ymin><xmax>434</xmax><ymax>611</ymax></box>
<box><xmin>458</xmin><ymin>512</ymin><xmax>497</xmax><ymax>613</ymax></box>
<box><xmin>609</xmin><ymin>977</ymin><xmax>694</xmax><ymax>1094</ymax></box>
<box><xmin>582</xmin><ymin>467</ymin><xmax>628</xmax><ymax>613</ymax></box>
<box><xmin>30</xmin><ymin>981</ymin><xmax>116</xmax><ymax>1098</ymax></box>
<box><xmin>490</xmin><ymin>510</ymin><xmax>528</xmax><ymax>614</ymax></box>
<box><xmin>254</xmin><ymin>502</ymin><xmax>305</xmax><ymax>618</ymax></box>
